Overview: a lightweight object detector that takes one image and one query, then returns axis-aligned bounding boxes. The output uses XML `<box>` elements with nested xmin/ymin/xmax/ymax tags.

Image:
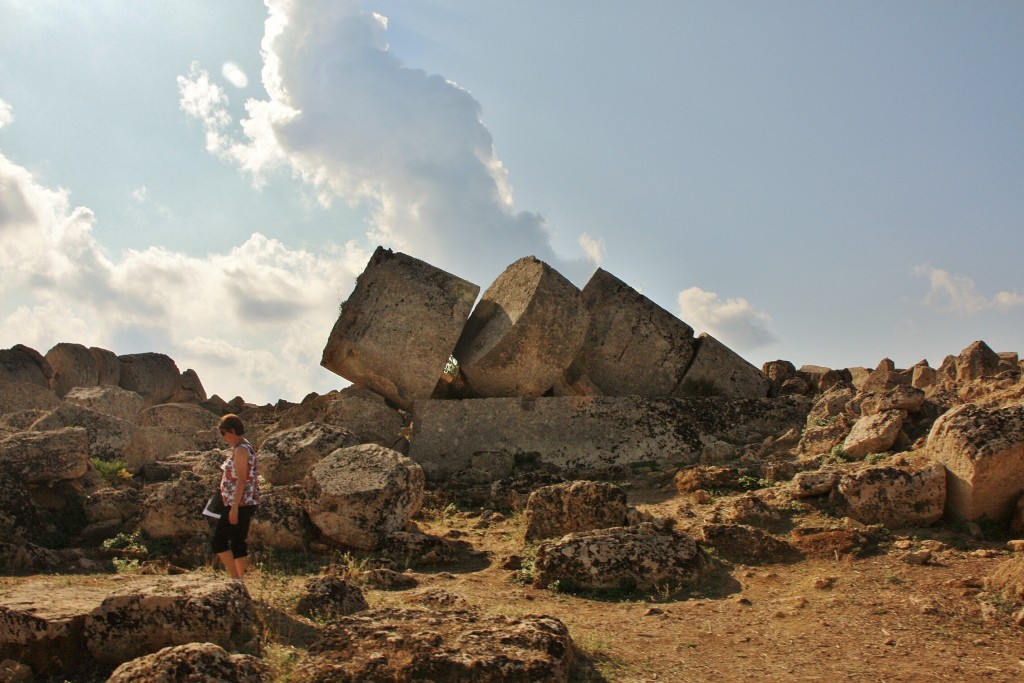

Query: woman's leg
<box><xmin>229</xmin><ymin>507</ymin><xmax>255</xmax><ymax>579</ymax></box>
<box><xmin>211</xmin><ymin>510</ymin><xmax>241</xmax><ymax>579</ymax></box>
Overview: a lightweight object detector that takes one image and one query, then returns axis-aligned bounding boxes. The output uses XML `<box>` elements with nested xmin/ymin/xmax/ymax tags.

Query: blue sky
<box><xmin>1</xmin><ymin>0</ymin><xmax>1021</xmax><ymax>404</ymax></box>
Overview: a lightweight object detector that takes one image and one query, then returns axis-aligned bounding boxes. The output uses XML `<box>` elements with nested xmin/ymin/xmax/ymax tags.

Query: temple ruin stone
<box><xmin>672</xmin><ymin>333</ymin><xmax>769</xmax><ymax>399</ymax></box>
<box><xmin>321</xmin><ymin>247</ymin><xmax>479</xmax><ymax>410</ymax></box>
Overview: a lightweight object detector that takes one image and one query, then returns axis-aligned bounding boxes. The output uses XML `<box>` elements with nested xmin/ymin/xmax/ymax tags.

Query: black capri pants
<box><xmin>211</xmin><ymin>505</ymin><xmax>256</xmax><ymax>558</ymax></box>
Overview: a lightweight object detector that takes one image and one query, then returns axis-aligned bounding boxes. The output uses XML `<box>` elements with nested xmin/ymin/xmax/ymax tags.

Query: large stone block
<box><xmin>118</xmin><ymin>352</ymin><xmax>181</xmax><ymax>406</ymax></box>
<box><xmin>321</xmin><ymin>247</ymin><xmax>479</xmax><ymax>410</ymax></box>
<box><xmin>925</xmin><ymin>403</ymin><xmax>1024</xmax><ymax>522</ymax></box>
<box><xmin>0</xmin><ymin>345</ymin><xmax>52</xmax><ymax>389</ymax></box>
<box><xmin>45</xmin><ymin>342</ymin><xmax>99</xmax><ymax>398</ymax></box>
<box><xmin>453</xmin><ymin>256</ymin><xmax>589</xmax><ymax>397</ymax></box>
<box><xmin>566</xmin><ymin>268</ymin><xmax>696</xmax><ymax>396</ymax></box>
<box><xmin>410</xmin><ymin>395</ymin><xmax>809</xmax><ymax>481</ymax></box>
<box><xmin>673</xmin><ymin>333</ymin><xmax>769</xmax><ymax>399</ymax></box>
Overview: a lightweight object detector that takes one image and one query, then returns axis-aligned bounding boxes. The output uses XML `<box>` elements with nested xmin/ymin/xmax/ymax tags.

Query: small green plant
<box><xmin>737</xmin><ymin>475</ymin><xmax>774</xmax><ymax>491</ymax></box>
<box><xmin>864</xmin><ymin>452</ymin><xmax>891</xmax><ymax>465</ymax></box>
<box><xmin>813</xmin><ymin>415</ymin><xmax>839</xmax><ymax>428</ymax></box>
<box><xmin>112</xmin><ymin>557</ymin><xmax>141</xmax><ymax>574</ymax></box>
<box><xmin>89</xmin><ymin>458</ymin><xmax>131</xmax><ymax>486</ymax></box>
<box><xmin>102</xmin><ymin>530</ymin><xmax>148</xmax><ymax>556</ymax></box>
<box><xmin>443</xmin><ymin>355</ymin><xmax>460</xmax><ymax>378</ymax></box>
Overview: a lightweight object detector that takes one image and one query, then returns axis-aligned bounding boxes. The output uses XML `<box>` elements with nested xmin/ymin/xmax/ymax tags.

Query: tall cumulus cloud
<box><xmin>177</xmin><ymin>0</ymin><xmax>596</xmax><ymax>286</ymax></box>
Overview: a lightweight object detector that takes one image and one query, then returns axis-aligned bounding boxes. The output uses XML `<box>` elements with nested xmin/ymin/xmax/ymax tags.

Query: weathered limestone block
<box><xmin>132</xmin><ymin>402</ymin><xmax>221</xmax><ymax>463</ymax></box>
<box><xmin>83</xmin><ymin>487</ymin><xmax>140</xmax><ymax>524</ymax></box>
<box><xmin>171</xmin><ymin>368</ymin><xmax>207</xmax><ymax>403</ymax></box>
<box><xmin>762</xmin><ymin>360</ymin><xmax>796</xmax><ymax>397</ymax></box>
<box><xmin>673</xmin><ymin>333</ymin><xmax>769</xmax><ymax>399</ymax></box>
<box><xmin>792</xmin><ymin>469</ymin><xmax>841</xmax><ymax>498</ymax></box>
<box><xmin>89</xmin><ymin>346</ymin><xmax>121</xmax><ymax>386</ymax></box>
<box><xmin>260</xmin><ymin>422</ymin><xmax>360</xmax><ymax>485</ymax></box>
<box><xmin>566</xmin><ymin>268</ymin><xmax>695</xmax><ymax>396</ymax></box>
<box><xmin>843</xmin><ymin>410</ymin><xmax>905</xmax><ymax>459</ymax></box>
<box><xmin>0</xmin><ymin>582</ymin><xmax>111</xmax><ymax>675</ymax></box>
<box><xmin>950</xmin><ymin>340</ymin><xmax>1003</xmax><ymax>383</ymax></box>
<box><xmin>44</xmin><ymin>342</ymin><xmax>98</xmax><ymax>398</ymax></box>
<box><xmin>82</xmin><ymin>576</ymin><xmax>255</xmax><ymax>665</ymax></box>
<box><xmin>798</xmin><ymin>418</ymin><xmax>851</xmax><ymax>457</ymax></box>
<box><xmin>0</xmin><ymin>345</ymin><xmax>52</xmax><ymax>388</ymax></box>
<box><xmin>711</xmin><ymin>491</ymin><xmax>790</xmax><ymax>528</ymax></box>
<box><xmin>832</xmin><ymin>459</ymin><xmax>945</xmax><ymax>527</ymax></box>
<box><xmin>533</xmin><ymin>522</ymin><xmax>705</xmax><ymax>591</ymax></box>
<box><xmin>30</xmin><ymin>402</ymin><xmax>144</xmax><ymax>469</ymax></box>
<box><xmin>523</xmin><ymin>481</ymin><xmax>629</xmax><ymax>541</ymax></box>
<box><xmin>674</xmin><ymin>465</ymin><xmax>744</xmax><ymax>493</ymax></box>
<box><xmin>139</xmin><ymin>473</ymin><xmax>212</xmax><ymax>539</ymax></box>
<box><xmin>0</xmin><ymin>379</ymin><xmax>59</xmax><ymax>416</ymax></box>
<box><xmin>248</xmin><ymin>486</ymin><xmax>316</xmax><ymax>551</ymax></box>
<box><xmin>857</xmin><ymin>385</ymin><xmax>925</xmax><ymax>416</ymax></box>
<box><xmin>295</xmin><ymin>576</ymin><xmax>368</xmax><ymax>620</ymax></box>
<box><xmin>321</xmin><ymin>247</ymin><xmax>479</xmax><ymax>410</ymax></box>
<box><xmin>304</xmin><ymin>444</ymin><xmax>425</xmax><ymax>549</ymax></box>
<box><xmin>277</xmin><ymin>386</ymin><xmax>405</xmax><ymax>446</ymax></box>
<box><xmin>0</xmin><ymin>471</ymin><xmax>40</xmax><ymax>544</ymax></box>
<box><xmin>295</xmin><ymin>608</ymin><xmax>578</xmax><ymax>682</ymax></box>
<box><xmin>698</xmin><ymin>523</ymin><xmax>802</xmax><ymax>565</ymax></box>
<box><xmin>911</xmin><ymin>364</ymin><xmax>937</xmax><ymax>389</ymax></box>
<box><xmin>453</xmin><ymin>256</ymin><xmax>589</xmax><ymax>398</ymax></box>
<box><xmin>985</xmin><ymin>555</ymin><xmax>1024</xmax><ymax>606</ymax></box>
<box><xmin>0</xmin><ymin>543</ymin><xmax>62</xmax><ymax>573</ymax></box>
<box><xmin>379</xmin><ymin>531</ymin><xmax>458</xmax><ymax>567</ymax></box>
<box><xmin>107</xmin><ymin>642</ymin><xmax>269</xmax><ymax>683</ymax></box>
<box><xmin>117</xmin><ymin>352</ymin><xmax>181</xmax><ymax>406</ymax></box>
<box><xmin>926</xmin><ymin>403</ymin><xmax>1024</xmax><ymax>522</ymax></box>
<box><xmin>410</xmin><ymin>395</ymin><xmax>809</xmax><ymax>481</ymax></box>
<box><xmin>0</xmin><ymin>426</ymin><xmax>89</xmax><ymax>483</ymax></box>
<box><xmin>64</xmin><ymin>385</ymin><xmax>146</xmax><ymax>422</ymax></box>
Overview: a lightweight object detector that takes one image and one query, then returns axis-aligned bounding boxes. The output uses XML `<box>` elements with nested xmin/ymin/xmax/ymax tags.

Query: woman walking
<box><xmin>212</xmin><ymin>413</ymin><xmax>260</xmax><ymax>584</ymax></box>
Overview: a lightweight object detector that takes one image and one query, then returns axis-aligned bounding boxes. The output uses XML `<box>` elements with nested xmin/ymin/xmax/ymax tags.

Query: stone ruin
<box><xmin>2</xmin><ymin>246</ymin><xmax>1024</xmax><ymax>680</ymax></box>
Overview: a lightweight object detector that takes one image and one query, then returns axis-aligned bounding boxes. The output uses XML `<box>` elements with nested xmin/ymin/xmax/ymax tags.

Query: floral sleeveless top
<box><xmin>220</xmin><ymin>440</ymin><xmax>260</xmax><ymax>507</ymax></box>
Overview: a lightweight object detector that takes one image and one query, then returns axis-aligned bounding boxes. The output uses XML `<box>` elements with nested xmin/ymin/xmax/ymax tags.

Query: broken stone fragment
<box><xmin>321</xmin><ymin>247</ymin><xmax>479</xmax><ymax>410</ymax></box>
<box><xmin>566</xmin><ymin>268</ymin><xmax>696</xmax><ymax>396</ymax></box>
<box><xmin>673</xmin><ymin>333</ymin><xmax>770</xmax><ymax>399</ymax></box>
<box><xmin>453</xmin><ymin>255</ymin><xmax>589</xmax><ymax>398</ymax></box>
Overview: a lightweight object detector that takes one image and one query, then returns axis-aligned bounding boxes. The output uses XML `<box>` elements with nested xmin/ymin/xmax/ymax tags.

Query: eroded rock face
<box><xmin>260</xmin><ymin>422</ymin><xmax>360</xmax><ymax>485</ymax></box>
<box><xmin>0</xmin><ymin>426</ymin><xmax>89</xmax><ymax>483</ymax></box>
<box><xmin>567</xmin><ymin>268</ymin><xmax>696</xmax><ymax>397</ymax></box>
<box><xmin>321</xmin><ymin>247</ymin><xmax>479</xmax><ymax>410</ymax></box>
<box><xmin>107</xmin><ymin>642</ymin><xmax>269</xmax><ymax>683</ymax></box>
<box><xmin>82</xmin><ymin>576</ymin><xmax>255</xmax><ymax>665</ymax></box>
<box><xmin>248</xmin><ymin>486</ymin><xmax>315</xmax><ymax>551</ymax></box>
<box><xmin>64</xmin><ymin>386</ymin><xmax>146</xmax><ymax>422</ymax></box>
<box><xmin>842</xmin><ymin>410</ymin><xmax>905</xmax><ymax>459</ymax></box>
<box><xmin>523</xmin><ymin>481</ymin><xmax>629</xmax><ymax>542</ymax></box>
<box><xmin>45</xmin><ymin>342</ymin><xmax>99</xmax><ymax>398</ymax></box>
<box><xmin>0</xmin><ymin>472</ymin><xmax>39</xmax><ymax>544</ymax></box>
<box><xmin>532</xmin><ymin>522</ymin><xmax>705</xmax><ymax>591</ymax></box>
<box><xmin>83</xmin><ymin>487</ymin><xmax>140</xmax><ymax>525</ymax></box>
<box><xmin>30</xmin><ymin>402</ymin><xmax>142</xmax><ymax>469</ymax></box>
<box><xmin>0</xmin><ymin>345</ymin><xmax>52</xmax><ymax>389</ymax></box>
<box><xmin>925</xmin><ymin>403</ymin><xmax>1024</xmax><ymax>522</ymax></box>
<box><xmin>295</xmin><ymin>576</ymin><xmax>368</xmax><ymax>619</ymax></box>
<box><xmin>454</xmin><ymin>256</ymin><xmax>589</xmax><ymax>398</ymax></box>
<box><xmin>304</xmin><ymin>444</ymin><xmax>425</xmax><ymax>549</ymax></box>
<box><xmin>117</xmin><ymin>352</ymin><xmax>182</xmax><ymax>406</ymax></box>
<box><xmin>276</xmin><ymin>386</ymin><xmax>405</xmax><ymax>446</ymax></box>
<box><xmin>698</xmin><ymin>523</ymin><xmax>802</xmax><ymax>565</ymax></box>
<box><xmin>0</xmin><ymin>379</ymin><xmax>60</xmax><ymax>417</ymax></box>
<box><xmin>139</xmin><ymin>473</ymin><xmax>212</xmax><ymax>539</ymax></box>
<box><xmin>832</xmin><ymin>459</ymin><xmax>945</xmax><ymax>528</ymax></box>
<box><xmin>294</xmin><ymin>608</ymin><xmax>578</xmax><ymax>683</ymax></box>
<box><xmin>90</xmin><ymin>346</ymin><xmax>121</xmax><ymax>386</ymax></box>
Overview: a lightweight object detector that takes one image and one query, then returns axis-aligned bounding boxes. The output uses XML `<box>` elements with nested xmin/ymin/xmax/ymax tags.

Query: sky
<box><xmin>1</xmin><ymin>0</ymin><xmax>1022</xmax><ymax>405</ymax></box>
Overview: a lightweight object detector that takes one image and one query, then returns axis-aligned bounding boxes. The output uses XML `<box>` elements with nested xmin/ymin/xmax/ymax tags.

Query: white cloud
<box><xmin>677</xmin><ymin>286</ymin><xmax>778</xmax><ymax>351</ymax></box>
<box><xmin>221</xmin><ymin>62</ymin><xmax>249</xmax><ymax>89</ymax></box>
<box><xmin>0</xmin><ymin>98</ymin><xmax>12</xmax><ymax>129</ymax></box>
<box><xmin>0</xmin><ymin>125</ymin><xmax>365</xmax><ymax>403</ymax></box>
<box><xmin>578</xmin><ymin>233</ymin><xmax>604</xmax><ymax>266</ymax></box>
<box><xmin>913</xmin><ymin>265</ymin><xmax>1022</xmax><ymax>314</ymax></box>
<box><xmin>177</xmin><ymin>0</ymin><xmax>591</xmax><ymax>285</ymax></box>
<box><xmin>132</xmin><ymin>186</ymin><xmax>147</xmax><ymax>202</ymax></box>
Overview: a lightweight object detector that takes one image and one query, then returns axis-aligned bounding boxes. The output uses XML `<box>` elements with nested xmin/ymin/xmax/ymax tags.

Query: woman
<box><xmin>212</xmin><ymin>413</ymin><xmax>260</xmax><ymax>584</ymax></box>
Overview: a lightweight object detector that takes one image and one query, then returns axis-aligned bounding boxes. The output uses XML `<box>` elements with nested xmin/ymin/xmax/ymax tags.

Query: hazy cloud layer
<box><xmin>913</xmin><ymin>265</ymin><xmax>1024</xmax><ymax>314</ymax></box>
<box><xmin>677</xmin><ymin>286</ymin><xmax>779</xmax><ymax>351</ymax></box>
<box><xmin>177</xmin><ymin>0</ymin><xmax>595</xmax><ymax>286</ymax></box>
<box><xmin>0</xmin><ymin>123</ymin><xmax>365</xmax><ymax>402</ymax></box>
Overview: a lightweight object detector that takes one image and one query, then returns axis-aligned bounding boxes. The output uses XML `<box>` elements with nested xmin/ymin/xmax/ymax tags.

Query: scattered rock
<box><xmin>107</xmin><ymin>642</ymin><xmax>269</xmax><ymax>683</ymax></box>
<box><xmin>523</xmin><ymin>480</ymin><xmax>630</xmax><ymax>541</ymax></box>
<box><xmin>295</xmin><ymin>576</ymin><xmax>368</xmax><ymax>619</ymax></box>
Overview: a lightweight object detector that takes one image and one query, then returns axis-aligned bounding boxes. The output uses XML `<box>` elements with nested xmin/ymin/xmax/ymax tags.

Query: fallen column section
<box><xmin>673</xmin><ymin>333</ymin><xmax>770</xmax><ymax>399</ymax></box>
<box><xmin>321</xmin><ymin>247</ymin><xmax>480</xmax><ymax>410</ymax></box>
<box><xmin>453</xmin><ymin>256</ymin><xmax>589</xmax><ymax>397</ymax></box>
<box><xmin>409</xmin><ymin>394</ymin><xmax>809</xmax><ymax>481</ymax></box>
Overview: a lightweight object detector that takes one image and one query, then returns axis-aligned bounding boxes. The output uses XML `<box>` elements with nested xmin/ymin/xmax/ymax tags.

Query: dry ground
<box><xmin>3</xmin><ymin>477</ymin><xmax>1023</xmax><ymax>683</ymax></box>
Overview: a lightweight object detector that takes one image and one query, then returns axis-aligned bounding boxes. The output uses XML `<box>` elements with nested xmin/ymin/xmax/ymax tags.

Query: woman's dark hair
<box><xmin>218</xmin><ymin>413</ymin><xmax>245</xmax><ymax>435</ymax></box>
